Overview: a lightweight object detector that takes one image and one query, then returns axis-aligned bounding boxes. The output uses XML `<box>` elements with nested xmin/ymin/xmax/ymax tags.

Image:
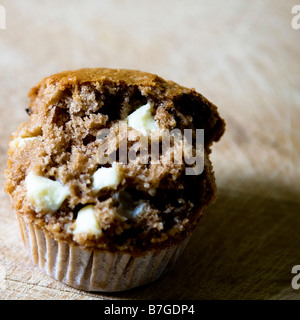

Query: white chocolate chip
<box><xmin>10</xmin><ymin>137</ymin><xmax>36</xmax><ymax>149</ymax></box>
<box><xmin>127</xmin><ymin>102</ymin><xmax>159</xmax><ymax>135</ymax></box>
<box><xmin>128</xmin><ymin>202</ymin><xmax>147</xmax><ymax>218</ymax></box>
<box><xmin>73</xmin><ymin>205</ymin><xmax>102</xmax><ymax>236</ymax></box>
<box><xmin>25</xmin><ymin>171</ymin><xmax>70</xmax><ymax>213</ymax></box>
<box><xmin>92</xmin><ymin>162</ymin><xmax>122</xmax><ymax>192</ymax></box>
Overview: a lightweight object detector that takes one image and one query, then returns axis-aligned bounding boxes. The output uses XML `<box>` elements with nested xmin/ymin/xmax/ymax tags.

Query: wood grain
<box><xmin>0</xmin><ymin>0</ymin><xmax>299</xmax><ymax>300</ymax></box>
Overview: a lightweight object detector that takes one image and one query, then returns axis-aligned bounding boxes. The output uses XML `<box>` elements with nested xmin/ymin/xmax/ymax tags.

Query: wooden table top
<box><xmin>0</xmin><ymin>0</ymin><xmax>299</xmax><ymax>300</ymax></box>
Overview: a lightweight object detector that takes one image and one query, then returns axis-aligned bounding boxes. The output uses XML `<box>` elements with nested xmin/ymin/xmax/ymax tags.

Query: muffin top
<box><xmin>5</xmin><ymin>68</ymin><xmax>225</xmax><ymax>254</ymax></box>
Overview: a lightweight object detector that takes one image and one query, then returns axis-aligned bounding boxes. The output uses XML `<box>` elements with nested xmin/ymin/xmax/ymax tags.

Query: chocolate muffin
<box><xmin>5</xmin><ymin>68</ymin><xmax>225</xmax><ymax>291</ymax></box>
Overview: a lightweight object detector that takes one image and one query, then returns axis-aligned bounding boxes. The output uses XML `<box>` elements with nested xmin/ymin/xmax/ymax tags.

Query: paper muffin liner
<box><xmin>17</xmin><ymin>215</ymin><xmax>190</xmax><ymax>292</ymax></box>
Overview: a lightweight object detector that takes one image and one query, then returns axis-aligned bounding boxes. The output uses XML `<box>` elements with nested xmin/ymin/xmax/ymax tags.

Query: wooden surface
<box><xmin>0</xmin><ymin>0</ymin><xmax>299</xmax><ymax>300</ymax></box>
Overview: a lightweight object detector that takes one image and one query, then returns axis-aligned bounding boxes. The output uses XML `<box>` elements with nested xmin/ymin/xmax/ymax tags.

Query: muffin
<box><xmin>4</xmin><ymin>68</ymin><xmax>225</xmax><ymax>291</ymax></box>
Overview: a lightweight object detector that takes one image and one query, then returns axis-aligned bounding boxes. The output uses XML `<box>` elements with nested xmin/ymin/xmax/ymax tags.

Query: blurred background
<box><xmin>0</xmin><ymin>0</ymin><xmax>299</xmax><ymax>299</ymax></box>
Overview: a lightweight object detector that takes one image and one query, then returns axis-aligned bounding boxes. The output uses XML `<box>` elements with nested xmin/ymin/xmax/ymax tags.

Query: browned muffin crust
<box><xmin>5</xmin><ymin>68</ymin><xmax>225</xmax><ymax>254</ymax></box>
